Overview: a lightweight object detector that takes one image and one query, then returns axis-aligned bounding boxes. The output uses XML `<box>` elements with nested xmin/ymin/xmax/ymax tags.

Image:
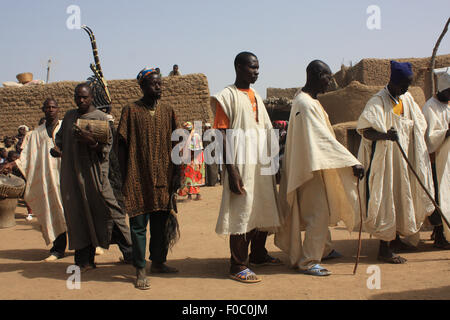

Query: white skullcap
<box><xmin>18</xmin><ymin>125</ymin><xmax>29</xmax><ymax>132</ymax></box>
<box><xmin>434</xmin><ymin>67</ymin><xmax>450</xmax><ymax>92</ymax></box>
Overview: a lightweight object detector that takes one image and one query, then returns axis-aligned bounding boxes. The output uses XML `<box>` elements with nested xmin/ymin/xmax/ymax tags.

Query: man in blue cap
<box><xmin>356</xmin><ymin>61</ymin><xmax>434</xmax><ymax>264</ymax></box>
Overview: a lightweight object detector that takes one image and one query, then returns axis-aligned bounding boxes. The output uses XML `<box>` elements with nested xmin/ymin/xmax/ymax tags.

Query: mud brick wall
<box><xmin>266</xmin><ymin>87</ymin><xmax>299</xmax><ymax>99</ymax></box>
<box><xmin>333</xmin><ymin>54</ymin><xmax>450</xmax><ymax>99</ymax></box>
<box><xmin>0</xmin><ymin>73</ymin><xmax>212</xmax><ymax>137</ymax></box>
<box><xmin>264</xmin><ymin>81</ymin><xmax>425</xmax><ymax>124</ymax></box>
<box><xmin>318</xmin><ymin>81</ymin><xmax>426</xmax><ymax>125</ymax></box>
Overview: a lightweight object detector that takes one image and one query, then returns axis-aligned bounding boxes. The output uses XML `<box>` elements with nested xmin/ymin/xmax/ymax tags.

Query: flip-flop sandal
<box><xmin>322</xmin><ymin>249</ymin><xmax>343</xmax><ymax>261</ymax></box>
<box><xmin>298</xmin><ymin>264</ymin><xmax>331</xmax><ymax>276</ymax></box>
<box><xmin>229</xmin><ymin>268</ymin><xmax>261</xmax><ymax>283</ymax></box>
<box><xmin>249</xmin><ymin>255</ymin><xmax>283</xmax><ymax>267</ymax></box>
<box><xmin>377</xmin><ymin>254</ymin><xmax>407</xmax><ymax>264</ymax></box>
<box><xmin>135</xmin><ymin>278</ymin><xmax>151</xmax><ymax>290</ymax></box>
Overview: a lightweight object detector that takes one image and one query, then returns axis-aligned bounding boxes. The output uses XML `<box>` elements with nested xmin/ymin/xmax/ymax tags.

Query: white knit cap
<box><xmin>434</xmin><ymin>67</ymin><xmax>450</xmax><ymax>92</ymax></box>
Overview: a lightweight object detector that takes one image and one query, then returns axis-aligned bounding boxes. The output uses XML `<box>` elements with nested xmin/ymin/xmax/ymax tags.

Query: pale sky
<box><xmin>1</xmin><ymin>0</ymin><xmax>449</xmax><ymax>97</ymax></box>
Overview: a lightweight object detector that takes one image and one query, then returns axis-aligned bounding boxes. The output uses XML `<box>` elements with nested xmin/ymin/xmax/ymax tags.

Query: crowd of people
<box><xmin>0</xmin><ymin>53</ymin><xmax>449</xmax><ymax>290</ymax></box>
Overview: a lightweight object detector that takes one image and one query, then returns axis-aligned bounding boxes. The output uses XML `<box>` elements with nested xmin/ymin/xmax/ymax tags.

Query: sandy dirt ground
<box><xmin>0</xmin><ymin>185</ymin><xmax>449</xmax><ymax>300</ymax></box>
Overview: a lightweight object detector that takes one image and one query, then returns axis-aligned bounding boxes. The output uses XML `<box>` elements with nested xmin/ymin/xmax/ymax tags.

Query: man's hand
<box><xmin>227</xmin><ymin>165</ymin><xmax>246</xmax><ymax>195</ymax></box>
<box><xmin>352</xmin><ymin>164</ymin><xmax>365</xmax><ymax>180</ymax></box>
<box><xmin>363</xmin><ymin>127</ymin><xmax>399</xmax><ymax>142</ymax></box>
<box><xmin>386</xmin><ymin>127</ymin><xmax>399</xmax><ymax>141</ymax></box>
<box><xmin>50</xmin><ymin>146</ymin><xmax>62</xmax><ymax>158</ymax></box>
<box><xmin>73</xmin><ymin>123</ymin><xmax>97</xmax><ymax>146</ymax></box>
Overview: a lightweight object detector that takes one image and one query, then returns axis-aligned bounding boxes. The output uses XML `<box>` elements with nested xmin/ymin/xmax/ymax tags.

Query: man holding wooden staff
<box><xmin>356</xmin><ymin>61</ymin><xmax>435</xmax><ymax>264</ymax></box>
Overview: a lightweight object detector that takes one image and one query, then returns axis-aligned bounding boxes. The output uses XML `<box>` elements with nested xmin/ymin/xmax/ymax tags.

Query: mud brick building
<box><xmin>0</xmin><ymin>73</ymin><xmax>212</xmax><ymax>137</ymax></box>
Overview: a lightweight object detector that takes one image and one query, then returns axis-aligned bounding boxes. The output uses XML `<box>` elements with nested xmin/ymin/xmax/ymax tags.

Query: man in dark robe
<box><xmin>52</xmin><ymin>83</ymin><xmax>125</xmax><ymax>272</ymax></box>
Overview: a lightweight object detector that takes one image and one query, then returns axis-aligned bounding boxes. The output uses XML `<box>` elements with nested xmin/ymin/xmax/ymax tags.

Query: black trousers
<box><xmin>50</xmin><ymin>232</ymin><xmax>67</xmax><ymax>258</ymax></box>
<box><xmin>130</xmin><ymin>211</ymin><xmax>170</xmax><ymax>269</ymax></box>
<box><xmin>229</xmin><ymin>229</ymin><xmax>268</xmax><ymax>274</ymax></box>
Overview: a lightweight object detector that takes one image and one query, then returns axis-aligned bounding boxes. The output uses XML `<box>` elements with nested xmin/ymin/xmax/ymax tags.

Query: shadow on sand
<box><xmin>1</xmin><ymin>237</ymin><xmax>448</xmax><ymax>285</ymax></box>
<box><xmin>0</xmin><ymin>249</ymin><xmax>296</xmax><ymax>285</ymax></box>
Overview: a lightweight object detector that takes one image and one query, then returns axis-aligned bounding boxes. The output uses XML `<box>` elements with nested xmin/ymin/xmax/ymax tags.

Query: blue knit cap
<box><xmin>390</xmin><ymin>60</ymin><xmax>413</xmax><ymax>84</ymax></box>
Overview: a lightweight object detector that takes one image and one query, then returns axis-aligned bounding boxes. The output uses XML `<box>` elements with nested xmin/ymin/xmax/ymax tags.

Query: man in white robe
<box><xmin>212</xmin><ymin>52</ymin><xmax>282</xmax><ymax>283</ymax></box>
<box><xmin>274</xmin><ymin>60</ymin><xmax>364</xmax><ymax>276</ymax></box>
<box><xmin>1</xmin><ymin>98</ymin><xmax>66</xmax><ymax>261</ymax></box>
<box><xmin>422</xmin><ymin>67</ymin><xmax>450</xmax><ymax>248</ymax></box>
<box><xmin>357</xmin><ymin>61</ymin><xmax>434</xmax><ymax>264</ymax></box>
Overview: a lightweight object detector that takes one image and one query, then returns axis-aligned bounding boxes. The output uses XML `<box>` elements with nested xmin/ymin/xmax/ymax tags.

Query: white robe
<box><xmin>16</xmin><ymin>122</ymin><xmax>66</xmax><ymax>245</ymax></box>
<box><xmin>274</xmin><ymin>91</ymin><xmax>361</xmax><ymax>268</ymax></box>
<box><xmin>212</xmin><ymin>85</ymin><xmax>281</xmax><ymax>235</ymax></box>
<box><xmin>356</xmin><ymin>88</ymin><xmax>434</xmax><ymax>241</ymax></box>
<box><xmin>422</xmin><ymin>97</ymin><xmax>450</xmax><ymax>240</ymax></box>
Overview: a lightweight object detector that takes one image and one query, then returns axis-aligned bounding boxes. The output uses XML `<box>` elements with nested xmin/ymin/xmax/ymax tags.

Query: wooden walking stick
<box><xmin>353</xmin><ymin>178</ymin><xmax>364</xmax><ymax>274</ymax></box>
<box><xmin>393</xmin><ymin>136</ymin><xmax>450</xmax><ymax>229</ymax></box>
<box><xmin>429</xmin><ymin>18</ymin><xmax>450</xmax><ymax>96</ymax></box>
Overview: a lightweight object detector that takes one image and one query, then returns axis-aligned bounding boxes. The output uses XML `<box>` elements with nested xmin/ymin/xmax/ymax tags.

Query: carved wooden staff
<box><xmin>393</xmin><ymin>136</ymin><xmax>450</xmax><ymax>229</ymax></box>
<box><xmin>81</xmin><ymin>25</ymin><xmax>112</xmax><ymax>104</ymax></box>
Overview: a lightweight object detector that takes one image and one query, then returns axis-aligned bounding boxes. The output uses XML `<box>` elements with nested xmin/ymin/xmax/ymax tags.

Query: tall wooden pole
<box><xmin>429</xmin><ymin>18</ymin><xmax>450</xmax><ymax>96</ymax></box>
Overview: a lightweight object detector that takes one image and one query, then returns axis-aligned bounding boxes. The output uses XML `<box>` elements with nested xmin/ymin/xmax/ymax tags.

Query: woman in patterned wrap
<box><xmin>178</xmin><ymin>121</ymin><xmax>205</xmax><ymax>200</ymax></box>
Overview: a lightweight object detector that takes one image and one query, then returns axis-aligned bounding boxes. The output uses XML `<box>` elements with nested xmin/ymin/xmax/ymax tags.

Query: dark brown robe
<box><xmin>117</xmin><ymin>100</ymin><xmax>178</xmax><ymax>218</ymax></box>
